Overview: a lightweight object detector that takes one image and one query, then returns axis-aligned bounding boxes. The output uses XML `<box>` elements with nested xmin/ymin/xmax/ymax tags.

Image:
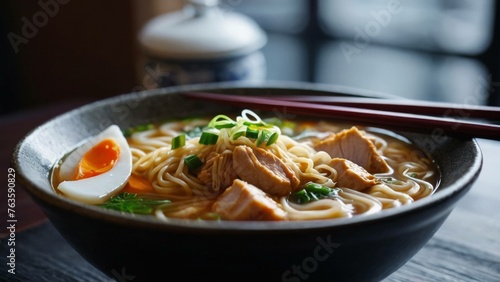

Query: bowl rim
<box><xmin>11</xmin><ymin>81</ymin><xmax>483</xmax><ymax>232</ymax></box>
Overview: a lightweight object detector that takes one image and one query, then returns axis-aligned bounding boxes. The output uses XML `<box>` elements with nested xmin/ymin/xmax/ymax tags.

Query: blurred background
<box><xmin>1</xmin><ymin>0</ymin><xmax>499</xmax><ymax>116</ymax></box>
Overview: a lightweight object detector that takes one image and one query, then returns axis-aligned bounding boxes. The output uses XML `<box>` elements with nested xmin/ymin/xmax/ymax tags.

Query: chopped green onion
<box><xmin>266</xmin><ymin>132</ymin><xmax>279</xmax><ymax>146</ymax></box>
<box><xmin>243</xmin><ymin>121</ymin><xmax>267</xmax><ymax>127</ymax></box>
<box><xmin>240</xmin><ymin>109</ymin><xmax>264</xmax><ymax>125</ymax></box>
<box><xmin>200</xmin><ymin>109</ymin><xmax>283</xmax><ymax>147</ymax></box>
<box><xmin>232</xmin><ymin>131</ymin><xmax>246</xmax><ymax>140</ymax></box>
<box><xmin>199</xmin><ymin>132</ymin><xmax>219</xmax><ymax>145</ymax></box>
<box><xmin>185</xmin><ymin>154</ymin><xmax>203</xmax><ymax>172</ymax></box>
<box><xmin>245</xmin><ymin>127</ymin><xmax>259</xmax><ymax>139</ymax></box>
<box><xmin>214</xmin><ymin>121</ymin><xmax>236</xmax><ymax>129</ymax></box>
<box><xmin>256</xmin><ymin>130</ymin><xmax>272</xmax><ymax>146</ymax></box>
<box><xmin>171</xmin><ymin>134</ymin><xmax>186</xmax><ymax>150</ymax></box>
<box><xmin>208</xmin><ymin>115</ymin><xmax>235</xmax><ymax>129</ymax></box>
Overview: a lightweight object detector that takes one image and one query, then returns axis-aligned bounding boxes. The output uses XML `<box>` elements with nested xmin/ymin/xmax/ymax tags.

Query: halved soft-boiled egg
<box><xmin>57</xmin><ymin>125</ymin><xmax>132</xmax><ymax>204</ymax></box>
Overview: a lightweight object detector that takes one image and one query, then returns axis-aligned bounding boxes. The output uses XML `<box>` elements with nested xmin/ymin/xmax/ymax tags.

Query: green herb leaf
<box><xmin>290</xmin><ymin>182</ymin><xmax>341</xmax><ymax>204</ymax></box>
<box><xmin>291</xmin><ymin>189</ymin><xmax>311</xmax><ymax>204</ymax></box>
<box><xmin>100</xmin><ymin>192</ymin><xmax>170</xmax><ymax>214</ymax></box>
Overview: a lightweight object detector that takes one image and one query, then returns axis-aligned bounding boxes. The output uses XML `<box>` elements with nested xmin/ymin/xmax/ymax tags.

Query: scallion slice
<box><xmin>208</xmin><ymin>115</ymin><xmax>235</xmax><ymax>129</ymax></box>
<box><xmin>245</xmin><ymin>127</ymin><xmax>259</xmax><ymax>139</ymax></box>
<box><xmin>256</xmin><ymin>130</ymin><xmax>272</xmax><ymax>146</ymax></box>
<box><xmin>199</xmin><ymin>132</ymin><xmax>219</xmax><ymax>145</ymax></box>
<box><xmin>214</xmin><ymin>121</ymin><xmax>236</xmax><ymax>129</ymax></box>
<box><xmin>232</xmin><ymin>131</ymin><xmax>245</xmax><ymax>140</ymax></box>
<box><xmin>171</xmin><ymin>134</ymin><xmax>186</xmax><ymax>150</ymax></box>
<box><xmin>185</xmin><ymin>154</ymin><xmax>203</xmax><ymax>172</ymax></box>
<box><xmin>243</xmin><ymin>121</ymin><xmax>267</xmax><ymax>127</ymax></box>
<box><xmin>266</xmin><ymin>132</ymin><xmax>279</xmax><ymax>146</ymax></box>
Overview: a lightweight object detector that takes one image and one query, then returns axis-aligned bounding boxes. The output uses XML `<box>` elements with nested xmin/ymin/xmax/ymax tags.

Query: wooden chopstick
<box><xmin>183</xmin><ymin>92</ymin><xmax>500</xmax><ymax>141</ymax></box>
<box><xmin>261</xmin><ymin>95</ymin><xmax>500</xmax><ymax>120</ymax></box>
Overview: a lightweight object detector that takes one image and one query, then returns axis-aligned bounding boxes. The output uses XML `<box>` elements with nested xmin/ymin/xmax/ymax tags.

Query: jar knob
<box><xmin>185</xmin><ymin>0</ymin><xmax>219</xmax><ymax>16</ymax></box>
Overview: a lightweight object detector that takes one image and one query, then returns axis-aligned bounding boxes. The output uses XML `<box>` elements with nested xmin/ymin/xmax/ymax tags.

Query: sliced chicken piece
<box><xmin>314</xmin><ymin>126</ymin><xmax>390</xmax><ymax>174</ymax></box>
<box><xmin>232</xmin><ymin>145</ymin><xmax>300</xmax><ymax>196</ymax></box>
<box><xmin>212</xmin><ymin>179</ymin><xmax>287</xmax><ymax>221</ymax></box>
<box><xmin>197</xmin><ymin>151</ymin><xmax>237</xmax><ymax>192</ymax></box>
<box><xmin>331</xmin><ymin>158</ymin><xmax>379</xmax><ymax>191</ymax></box>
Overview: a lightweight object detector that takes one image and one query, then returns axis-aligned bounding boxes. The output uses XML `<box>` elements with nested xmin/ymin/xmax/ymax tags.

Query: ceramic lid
<box><xmin>139</xmin><ymin>0</ymin><xmax>267</xmax><ymax>60</ymax></box>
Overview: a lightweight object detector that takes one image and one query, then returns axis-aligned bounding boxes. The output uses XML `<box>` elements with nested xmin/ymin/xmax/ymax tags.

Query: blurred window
<box><xmin>231</xmin><ymin>0</ymin><xmax>499</xmax><ymax>105</ymax></box>
<box><xmin>318</xmin><ymin>0</ymin><xmax>495</xmax><ymax>55</ymax></box>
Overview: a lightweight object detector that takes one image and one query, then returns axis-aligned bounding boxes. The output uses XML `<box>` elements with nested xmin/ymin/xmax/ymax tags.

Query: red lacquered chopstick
<box><xmin>183</xmin><ymin>91</ymin><xmax>500</xmax><ymax>141</ymax></box>
<box><xmin>260</xmin><ymin>95</ymin><xmax>500</xmax><ymax>120</ymax></box>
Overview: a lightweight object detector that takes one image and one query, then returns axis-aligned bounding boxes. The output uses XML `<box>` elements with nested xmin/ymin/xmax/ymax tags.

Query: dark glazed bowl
<box><xmin>12</xmin><ymin>82</ymin><xmax>482</xmax><ymax>282</ymax></box>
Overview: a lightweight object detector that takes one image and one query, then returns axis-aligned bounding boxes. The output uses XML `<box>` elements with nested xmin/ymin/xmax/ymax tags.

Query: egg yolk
<box><xmin>75</xmin><ymin>139</ymin><xmax>120</xmax><ymax>180</ymax></box>
<box><xmin>122</xmin><ymin>174</ymin><xmax>154</xmax><ymax>193</ymax></box>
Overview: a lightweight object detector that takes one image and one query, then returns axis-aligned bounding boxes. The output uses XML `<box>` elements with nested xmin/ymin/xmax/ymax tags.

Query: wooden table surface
<box><xmin>1</xmin><ymin>100</ymin><xmax>499</xmax><ymax>282</ymax></box>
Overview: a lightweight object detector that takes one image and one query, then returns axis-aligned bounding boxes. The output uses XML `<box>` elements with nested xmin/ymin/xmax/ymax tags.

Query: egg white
<box><xmin>57</xmin><ymin>125</ymin><xmax>132</xmax><ymax>204</ymax></box>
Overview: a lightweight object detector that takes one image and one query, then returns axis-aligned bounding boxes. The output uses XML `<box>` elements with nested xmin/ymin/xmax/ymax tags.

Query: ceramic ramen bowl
<box><xmin>11</xmin><ymin>82</ymin><xmax>482</xmax><ymax>282</ymax></box>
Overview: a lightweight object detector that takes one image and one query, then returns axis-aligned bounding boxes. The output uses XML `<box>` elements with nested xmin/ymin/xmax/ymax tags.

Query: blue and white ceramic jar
<box><xmin>139</xmin><ymin>0</ymin><xmax>267</xmax><ymax>87</ymax></box>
